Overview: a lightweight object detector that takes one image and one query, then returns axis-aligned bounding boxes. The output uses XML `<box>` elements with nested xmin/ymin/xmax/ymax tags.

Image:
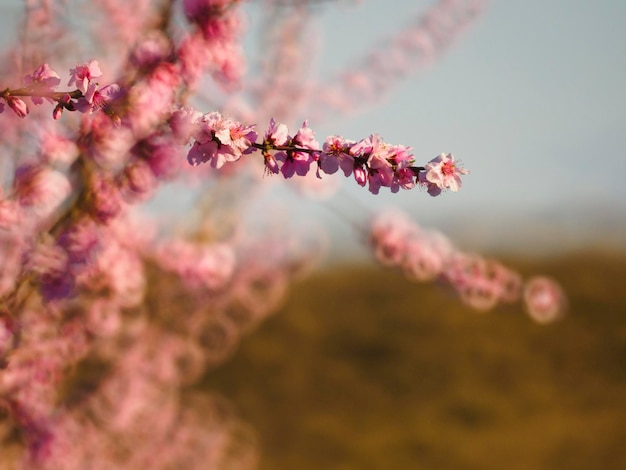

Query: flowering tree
<box><xmin>0</xmin><ymin>0</ymin><xmax>567</xmax><ymax>468</ymax></box>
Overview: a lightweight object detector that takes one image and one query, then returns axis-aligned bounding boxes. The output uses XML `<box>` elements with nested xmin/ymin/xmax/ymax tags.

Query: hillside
<box><xmin>202</xmin><ymin>252</ymin><xmax>626</xmax><ymax>469</ymax></box>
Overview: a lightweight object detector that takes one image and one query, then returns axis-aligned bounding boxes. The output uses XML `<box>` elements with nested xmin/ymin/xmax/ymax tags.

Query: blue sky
<box><xmin>242</xmin><ymin>0</ymin><xmax>626</xmax><ymax>255</ymax></box>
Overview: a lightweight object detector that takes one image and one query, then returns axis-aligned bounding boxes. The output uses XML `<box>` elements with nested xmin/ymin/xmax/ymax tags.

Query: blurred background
<box><xmin>203</xmin><ymin>253</ymin><xmax>626</xmax><ymax>469</ymax></box>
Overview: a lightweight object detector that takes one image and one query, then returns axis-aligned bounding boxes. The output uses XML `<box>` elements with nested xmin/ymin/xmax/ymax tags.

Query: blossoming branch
<box><xmin>180</xmin><ymin>111</ymin><xmax>469</xmax><ymax>195</ymax></box>
<box><xmin>1</xmin><ymin>63</ymin><xmax>470</xmax><ymax>196</ymax></box>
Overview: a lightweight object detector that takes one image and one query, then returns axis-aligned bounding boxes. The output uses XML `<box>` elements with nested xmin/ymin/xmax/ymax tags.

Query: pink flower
<box><xmin>277</xmin><ymin>121</ymin><xmax>319</xmax><ymax>178</ymax></box>
<box><xmin>523</xmin><ymin>276</ymin><xmax>567</xmax><ymax>324</ymax></box>
<box><xmin>87</xmin><ymin>175</ymin><xmax>123</xmax><ymax>223</ymax></box>
<box><xmin>177</xmin><ymin>32</ymin><xmax>210</xmax><ymax>87</ymax></box>
<box><xmin>319</xmin><ymin>135</ymin><xmax>354</xmax><ymax>176</ymax></box>
<box><xmin>169</xmin><ymin>107</ymin><xmax>203</xmax><ymax>144</ymax></box>
<box><xmin>261</xmin><ymin>118</ymin><xmax>288</xmax><ymax>174</ymax></box>
<box><xmin>52</xmin><ymin>93</ymin><xmax>73</xmax><ymax>120</ymax></box>
<box><xmin>156</xmin><ymin>240</ymin><xmax>236</xmax><ymax>291</ymax></box>
<box><xmin>264</xmin><ymin>118</ymin><xmax>289</xmax><ymax>146</ymax></box>
<box><xmin>14</xmin><ymin>164</ymin><xmax>71</xmax><ymax>214</ymax></box>
<box><xmin>134</xmin><ymin>133</ymin><xmax>182</xmax><ymax>179</ymax></box>
<box><xmin>392</xmin><ymin>167</ymin><xmax>416</xmax><ymax>192</ymax></box>
<box><xmin>74</xmin><ymin>83</ymin><xmax>121</xmax><ymax>114</ymax></box>
<box><xmin>67</xmin><ymin>60</ymin><xmax>103</xmax><ymax>94</ymax></box>
<box><xmin>126</xmin><ymin>64</ymin><xmax>179</xmax><ymax>136</ymax></box>
<box><xmin>353</xmin><ymin>165</ymin><xmax>367</xmax><ymax>187</ymax></box>
<box><xmin>25</xmin><ymin>239</ymin><xmax>75</xmax><ymax>302</ymax></box>
<box><xmin>389</xmin><ymin>144</ymin><xmax>417</xmax><ymax>192</ymax></box>
<box><xmin>187</xmin><ymin>112</ymin><xmax>257</xmax><ymax>169</ymax></box>
<box><xmin>350</xmin><ymin>134</ymin><xmax>408</xmax><ymax>194</ymax></box>
<box><xmin>443</xmin><ymin>253</ymin><xmax>502</xmax><ymax>311</ymax></box>
<box><xmin>367</xmin><ymin>167</ymin><xmax>394</xmax><ymax>195</ymax></box>
<box><xmin>130</xmin><ymin>33</ymin><xmax>171</xmax><ymax>69</ymax></box>
<box><xmin>369</xmin><ymin>211</ymin><xmax>415</xmax><ymax>266</ymax></box>
<box><xmin>402</xmin><ymin>238</ymin><xmax>447</xmax><ymax>282</ymax></box>
<box><xmin>23</xmin><ymin>64</ymin><xmax>61</xmax><ymax>105</ymax></box>
<box><xmin>39</xmin><ymin>130</ymin><xmax>79</xmax><ymax>166</ymax></box>
<box><xmin>420</xmin><ymin>152</ymin><xmax>468</xmax><ymax>195</ymax></box>
<box><xmin>57</xmin><ymin>218</ymin><xmax>100</xmax><ymax>266</ymax></box>
<box><xmin>359</xmin><ymin>134</ymin><xmax>392</xmax><ymax>170</ymax></box>
<box><xmin>6</xmin><ymin>96</ymin><xmax>29</xmax><ymax>118</ymax></box>
<box><xmin>119</xmin><ymin>159</ymin><xmax>157</xmax><ymax>202</ymax></box>
<box><xmin>183</xmin><ymin>0</ymin><xmax>242</xmax><ymax>40</ymax></box>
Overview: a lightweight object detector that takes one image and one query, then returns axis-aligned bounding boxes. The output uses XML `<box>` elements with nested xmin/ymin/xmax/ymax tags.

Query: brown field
<box><xmin>202</xmin><ymin>251</ymin><xmax>626</xmax><ymax>469</ymax></box>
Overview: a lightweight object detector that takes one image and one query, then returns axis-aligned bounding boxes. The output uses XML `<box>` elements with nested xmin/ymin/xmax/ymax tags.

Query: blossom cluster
<box><xmin>368</xmin><ymin>210</ymin><xmax>567</xmax><ymax>322</ymax></box>
<box><xmin>0</xmin><ymin>61</ymin><xmax>120</xmax><ymax>119</ymax></box>
<box><xmin>182</xmin><ymin>111</ymin><xmax>469</xmax><ymax>195</ymax></box>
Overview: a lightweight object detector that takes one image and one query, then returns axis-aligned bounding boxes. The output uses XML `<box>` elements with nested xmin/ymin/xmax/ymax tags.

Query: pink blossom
<box><xmin>369</xmin><ymin>211</ymin><xmax>415</xmax><ymax>266</ymax></box>
<box><xmin>52</xmin><ymin>93</ymin><xmax>73</xmax><ymax>120</ymax></box>
<box><xmin>177</xmin><ymin>32</ymin><xmax>211</xmax><ymax>87</ymax></box>
<box><xmin>443</xmin><ymin>253</ymin><xmax>501</xmax><ymax>311</ymax></box>
<box><xmin>523</xmin><ymin>276</ymin><xmax>567</xmax><ymax>324</ymax></box>
<box><xmin>25</xmin><ymin>239</ymin><xmax>75</xmax><ymax>302</ymax></box>
<box><xmin>13</xmin><ymin>164</ymin><xmax>71</xmax><ymax>215</ymax></box>
<box><xmin>81</xmin><ymin>241</ymin><xmax>145</xmax><ymax>308</ymax></box>
<box><xmin>87</xmin><ymin>175</ymin><xmax>123</xmax><ymax>223</ymax></box>
<box><xmin>169</xmin><ymin>107</ymin><xmax>203</xmax><ymax>144</ymax></box>
<box><xmin>68</xmin><ymin>60</ymin><xmax>103</xmax><ymax>94</ymax></box>
<box><xmin>82</xmin><ymin>112</ymin><xmax>135</xmax><ymax>169</ymax></box>
<box><xmin>366</xmin><ymin>167</ymin><xmax>394</xmax><ymax>194</ymax></box>
<box><xmin>261</xmin><ymin>118</ymin><xmax>289</xmax><ymax>174</ymax></box>
<box><xmin>183</xmin><ymin>0</ymin><xmax>242</xmax><ymax>40</ymax></box>
<box><xmin>39</xmin><ymin>130</ymin><xmax>79</xmax><ymax>166</ymax></box>
<box><xmin>392</xmin><ymin>167</ymin><xmax>417</xmax><ymax>192</ymax></box>
<box><xmin>264</xmin><ymin>118</ymin><xmax>289</xmax><ymax>146</ymax></box>
<box><xmin>389</xmin><ymin>144</ymin><xmax>417</xmax><ymax>192</ymax></box>
<box><xmin>74</xmin><ymin>83</ymin><xmax>121</xmax><ymax>114</ymax></box>
<box><xmin>126</xmin><ymin>64</ymin><xmax>179</xmax><ymax>136</ymax></box>
<box><xmin>275</xmin><ymin>121</ymin><xmax>319</xmax><ymax>178</ymax></box>
<box><xmin>119</xmin><ymin>159</ymin><xmax>157</xmax><ymax>202</ymax></box>
<box><xmin>23</xmin><ymin>64</ymin><xmax>61</xmax><ymax>105</ymax></box>
<box><xmin>402</xmin><ymin>239</ymin><xmax>447</xmax><ymax>282</ymax></box>
<box><xmin>156</xmin><ymin>240</ymin><xmax>236</xmax><ymax>291</ymax></box>
<box><xmin>364</xmin><ymin>137</ymin><xmax>396</xmax><ymax>193</ymax></box>
<box><xmin>319</xmin><ymin>135</ymin><xmax>352</xmax><ymax>175</ymax></box>
<box><xmin>420</xmin><ymin>152</ymin><xmax>468</xmax><ymax>195</ymax></box>
<box><xmin>39</xmin><ymin>272</ymin><xmax>75</xmax><ymax>302</ymax></box>
<box><xmin>187</xmin><ymin>112</ymin><xmax>257</xmax><ymax>169</ymax></box>
<box><xmin>353</xmin><ymin>165</ymin><xmax>368</xmax><ymax>187</ymax></box>
<box><xmin>348</xmin><ymin>134</ymin><xmax>417</xmax><ymax>194</ymax></box>
<box><xmin>133</xmin><ymin>133</ymin><xmax>182</xmax><ymax>179</ymax></box>
<box><xmin>369</xmin><ymin>211</ymin><xmax>453</xmax><ymax>281</ymax></box>
<box><xmin>6</xmin><ymin>96</ymin><xmax>29</xmax><ymax>118</ymax></box>
<box><xmin>57</xmin><ymin>218</ymin><xmax>100</xmax><ymax>266</ymax></box>
<box><xmin>130</xmin><ymin>33</ymin><xmax>172</xmax><ymax>69</ymax></box>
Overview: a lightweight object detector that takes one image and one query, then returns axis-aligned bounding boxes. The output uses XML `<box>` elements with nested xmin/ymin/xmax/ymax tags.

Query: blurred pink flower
<box><xmin>524</xmin><ymin>276</ymin><xmax>567</xmax><ymax>324</ymax></box>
